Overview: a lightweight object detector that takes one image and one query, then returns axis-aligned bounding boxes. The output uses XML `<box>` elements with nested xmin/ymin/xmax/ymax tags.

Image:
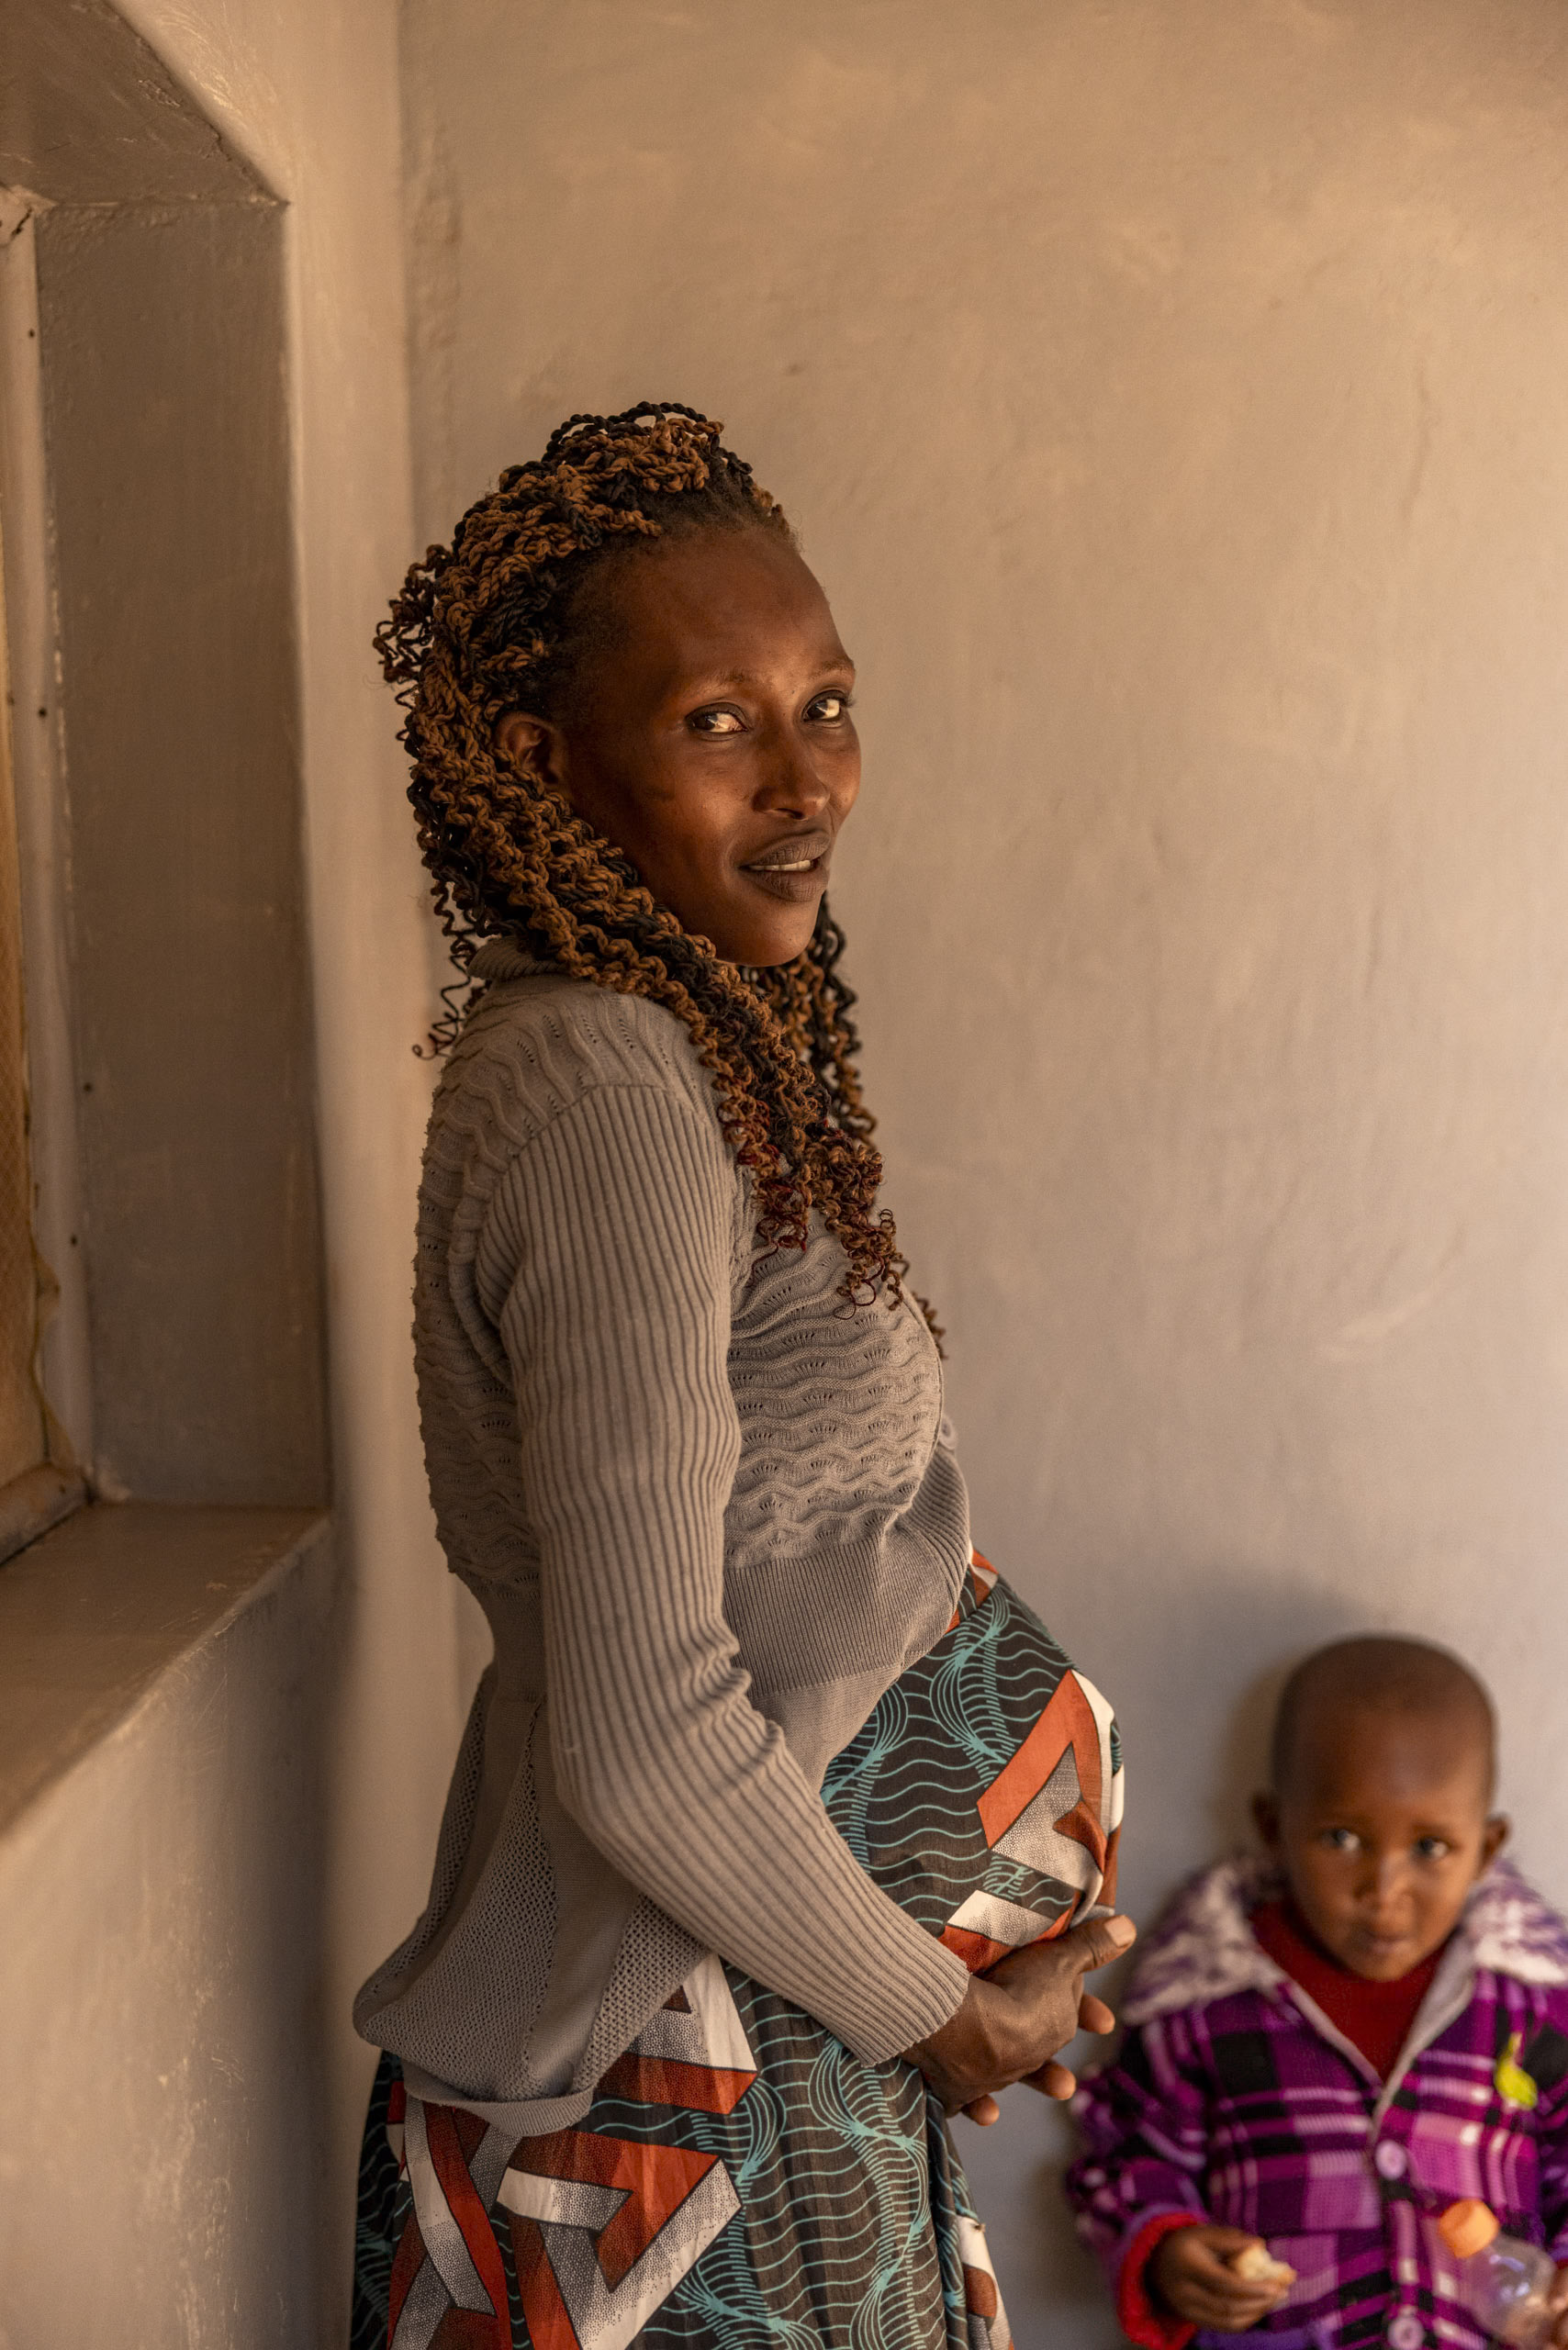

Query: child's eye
<box><xmin>1414</xmin><ymin>1836</ymin><xmax>1452</xmax><ymax>1862</ymax></box>
<box><xmin>1320</xmin><ymin>1827</ymin><xmax>1361</xmax><ymax>1853</ymax></box>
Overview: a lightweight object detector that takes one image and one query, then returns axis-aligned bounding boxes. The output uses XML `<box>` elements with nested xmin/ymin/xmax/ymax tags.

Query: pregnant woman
<box><xmin>351</xmin><ymin>403</ymin><xmax>1132</xmax><ymax>2350</ymax></box>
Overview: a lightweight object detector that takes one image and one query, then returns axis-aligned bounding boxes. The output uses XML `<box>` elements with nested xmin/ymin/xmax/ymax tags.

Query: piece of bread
<box><xmin>1230</xmin><ymin>2244</ymin><xmax>1296</xmax><ymax>2288</ymax></box>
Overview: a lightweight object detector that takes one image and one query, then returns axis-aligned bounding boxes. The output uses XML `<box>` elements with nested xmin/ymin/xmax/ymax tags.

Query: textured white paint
<box><xmin>401</xmin><ymin>3</ymin><xmax>1568</xmax><ymax>2334</ymax></box>
<box><xmin>0</xmin><ymin>1519</ymin><xmax>335</xmax><ymax>2346</ymax></box>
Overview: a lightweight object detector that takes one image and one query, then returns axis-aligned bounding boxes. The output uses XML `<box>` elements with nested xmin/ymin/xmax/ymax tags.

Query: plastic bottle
<box><xmin>1438</xmin><ymin>2199</ymin><xmax>1558</xmax><ymax>2346</ymax></box>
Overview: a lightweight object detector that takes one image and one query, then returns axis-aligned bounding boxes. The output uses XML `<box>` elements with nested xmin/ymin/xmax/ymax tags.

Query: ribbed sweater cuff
<box><xmin>1115</xmin><ymin>2213</ymin><xmax>1204</xmax><ymax>2350</ymax></box>
<box><xmin>831</xmin><ymin>1924</ymin><xmax>970</xmax><ymax>2065</ymax></box>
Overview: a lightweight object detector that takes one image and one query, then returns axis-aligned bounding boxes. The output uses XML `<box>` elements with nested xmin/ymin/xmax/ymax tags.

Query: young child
<box><xmin>1066</xmin><ymin>1636</ymin><xmax>1568</xmax><ymax>2349</ymax></box>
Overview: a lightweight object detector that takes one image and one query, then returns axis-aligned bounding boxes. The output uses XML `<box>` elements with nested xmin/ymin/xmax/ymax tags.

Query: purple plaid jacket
<box><xmin>1065</xmin><ymin>1857</ymin><xmax>1568</xmax><ymax>2350</ymax></box>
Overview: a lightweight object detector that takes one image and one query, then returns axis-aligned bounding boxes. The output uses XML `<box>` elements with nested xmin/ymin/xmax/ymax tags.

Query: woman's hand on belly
<box><xmin>903</xmin><ymin>1912</ymin><xmax>1137</xmax><ymax>2123</ymax></box>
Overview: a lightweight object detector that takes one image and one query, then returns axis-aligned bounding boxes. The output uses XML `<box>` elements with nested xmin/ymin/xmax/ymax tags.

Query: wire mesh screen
<box><xmin>0</xmin><ymin>565</ymin><xmax>45</xmax><ymax>1490</ymax></box>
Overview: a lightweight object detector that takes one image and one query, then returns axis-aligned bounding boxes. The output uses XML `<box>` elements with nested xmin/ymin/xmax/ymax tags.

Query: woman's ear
<box><xmin>495</xmin><ymin>710</ymin><xmax>564</xmax><ymax>788</ymax></box>
<box><xmin>1251</xmin><ymin>1791</ymin><xmax>1282</xmax><ymax>1852</ymax></box>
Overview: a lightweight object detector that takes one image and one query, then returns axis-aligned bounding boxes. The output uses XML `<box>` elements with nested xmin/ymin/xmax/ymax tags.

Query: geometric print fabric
<box><xmin>360</xmin><ymin>1556</ymin><xmax>1121</xmax><ymax>2349</ymax></box>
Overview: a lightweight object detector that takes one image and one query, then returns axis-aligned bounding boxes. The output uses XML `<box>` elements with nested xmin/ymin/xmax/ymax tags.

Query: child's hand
<box><xmin>1148</xmin><ymin>2226</ymin><xmax>1294</xmax><ymax>2332</ymax></box>
<box><xmin>1546</xmin><ymin>2260</ymin><xmax>1568</xmax><ymax>2347</ymax></box>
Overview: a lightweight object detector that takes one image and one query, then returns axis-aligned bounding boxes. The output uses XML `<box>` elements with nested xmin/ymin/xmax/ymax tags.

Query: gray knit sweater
<box><xmin>353</xmin><ymin>941</ymin><xmax>973</xmax><ymax>2121</ymax></box>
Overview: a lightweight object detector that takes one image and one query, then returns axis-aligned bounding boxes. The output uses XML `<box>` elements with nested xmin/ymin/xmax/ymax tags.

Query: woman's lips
<box><xmin>739</xmin><ymin>832</ymin><xmax>833</xmax><ymax>902</ymax></box>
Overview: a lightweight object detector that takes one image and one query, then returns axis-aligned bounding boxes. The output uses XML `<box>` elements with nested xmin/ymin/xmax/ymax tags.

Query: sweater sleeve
<box><xmin>487</xmin><ymin>1081</ymin><xmax>969</xmax><ymax>2065</ymax></box>
<box><xmin>1065</xmin><ymin>2020</ymin><xmax>1215</xmax><ymax>2337</ymax></box>
<box><xmin>1534</xmin><ymin>2030</ymin><xmax>1568</xmax><ymax>2260</ymax></box>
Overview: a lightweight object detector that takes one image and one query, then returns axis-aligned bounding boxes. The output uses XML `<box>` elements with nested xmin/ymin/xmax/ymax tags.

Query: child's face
<box><xmin>1253</xmin><ymin>1705</ymin><xmax>1507</xmax><ymax>1981</ymax></box>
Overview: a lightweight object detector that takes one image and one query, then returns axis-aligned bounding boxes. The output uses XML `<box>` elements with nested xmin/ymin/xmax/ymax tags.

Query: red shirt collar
<box><xmin>1250</xmin><ymin>1898</ymin><xmax>1446</xmax><ymax>2078</ymax></box>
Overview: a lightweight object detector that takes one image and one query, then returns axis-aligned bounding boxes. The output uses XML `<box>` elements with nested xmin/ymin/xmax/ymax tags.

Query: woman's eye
<box><xmin>806</xmin><ymin>690</ymin><xmax>853</xmax><ymax>722</ymax></box>
<box><xmin>689</xmin><ymin>708</ymin><xmax>745</xmax><ymax>735</ymax></box>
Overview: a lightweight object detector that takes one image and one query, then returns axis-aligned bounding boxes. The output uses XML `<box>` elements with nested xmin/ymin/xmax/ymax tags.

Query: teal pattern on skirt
<box><xmin>353</xmin><ymin>1561</ymin><xmax>1122</xmax><ymax>2350</ymax></box>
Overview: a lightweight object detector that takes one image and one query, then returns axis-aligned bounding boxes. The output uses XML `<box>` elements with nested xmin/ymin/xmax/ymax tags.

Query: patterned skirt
<box><xmin>351</xmin><ymin>1555</ymin><xmax>1122</xmax><ymax>2350</ymax></box>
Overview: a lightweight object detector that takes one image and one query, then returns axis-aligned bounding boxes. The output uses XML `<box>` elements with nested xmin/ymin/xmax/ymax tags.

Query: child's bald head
<box><xmin>1271</xmin><ymin>1637</ymin><xmax>1496</xmax><ymax>1806</ymax></box>
<box><xmin>1256</xmin><ymin>1637</ymin><xmax>1505</xmax><ymax>1980</ymax></box>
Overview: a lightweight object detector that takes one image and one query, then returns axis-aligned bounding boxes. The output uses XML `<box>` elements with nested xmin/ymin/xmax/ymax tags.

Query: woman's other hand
<box><xmin>1148</xmin><ymin>2228</ymin><xmax>1293</xmax><ymax>2331</ymax></box>
<box><xmin>904</xmin><ymin>1911</ymin><xmax>1136</xmax><ymax>2121</ymax></box>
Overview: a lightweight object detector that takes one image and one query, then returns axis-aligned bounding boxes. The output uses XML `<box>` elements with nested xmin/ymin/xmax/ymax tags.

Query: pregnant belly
<box><xmin>820</xmin><ymin>1550</ymin><xmax>1124</xmax><ymax>1967</ymax></box>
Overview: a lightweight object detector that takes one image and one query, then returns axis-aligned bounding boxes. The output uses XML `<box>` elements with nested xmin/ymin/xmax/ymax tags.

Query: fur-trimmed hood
<box><xmin>1123</xmin><ymin>1853</ymin><xmax>1568</xmax><ymax>2026</ymax></box>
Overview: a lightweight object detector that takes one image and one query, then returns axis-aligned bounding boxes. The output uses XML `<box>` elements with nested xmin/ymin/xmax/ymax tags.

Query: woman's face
<box><xmin>497</xmin><ymin>527</ymin><xmax>861</xmax><ymax>966</ymax></box>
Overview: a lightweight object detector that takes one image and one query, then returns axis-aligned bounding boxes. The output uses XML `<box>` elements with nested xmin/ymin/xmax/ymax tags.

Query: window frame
<box><xmin>0</xmin><ymin>192</ymin><xmax>90</xmax><ymax>1561</ymax></box>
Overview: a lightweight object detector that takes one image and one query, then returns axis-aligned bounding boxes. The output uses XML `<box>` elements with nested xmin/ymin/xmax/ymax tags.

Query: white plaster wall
<box><xmin>400</xmin><ymin>2</ymin><xmax>1568</xmax><ymax>2335</ymax></box>
<box><xmin>0</xmin><ymin>1522</ymin><xmax>336</xmax><ymax>2347</ymax></box>
<box><xmin>101</xmin><ymin>0</ymin><xmax>471</xmax><ymax>2320</ymax></box>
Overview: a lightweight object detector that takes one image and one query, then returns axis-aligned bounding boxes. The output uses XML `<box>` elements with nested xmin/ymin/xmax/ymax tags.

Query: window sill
<box><xmin>0</xmin><ymin>1460</ymin><xmax>86</xmax><ymax>1567</ymax></box>
<box><xmin>0</xmin><ymin>1499</ymin><xmax>330</xmax><ymax>1842</ymax></box>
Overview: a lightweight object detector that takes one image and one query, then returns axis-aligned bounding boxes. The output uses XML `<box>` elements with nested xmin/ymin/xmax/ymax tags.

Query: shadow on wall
<box><xmin>1081</xmin><ymin>1562</ymin><xmax>1371</xmax><ymax>1900</ymax></box>
<box><xmin>1198</xmin><ymin>1576</ymin><xmax>1365</xmax><ymax>1853</ymax></box>
<box><xmin>1</xmin><ymin>0</ymin><xmax>327</xmax><ymax>1510</ymax></box>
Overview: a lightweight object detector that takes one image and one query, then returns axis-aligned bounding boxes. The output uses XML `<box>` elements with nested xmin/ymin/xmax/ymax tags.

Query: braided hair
<box><xmin>376</xmin><ymin>400</ymin><xmax>933</xmax><ymax>1329</ymax></box>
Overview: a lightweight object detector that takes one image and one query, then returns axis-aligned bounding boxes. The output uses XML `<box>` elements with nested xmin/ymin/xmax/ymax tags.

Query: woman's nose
<box><xmin>754</xmin><ymin>722</ymin><xmax>830</xmax><ymax>814</ymax></box>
